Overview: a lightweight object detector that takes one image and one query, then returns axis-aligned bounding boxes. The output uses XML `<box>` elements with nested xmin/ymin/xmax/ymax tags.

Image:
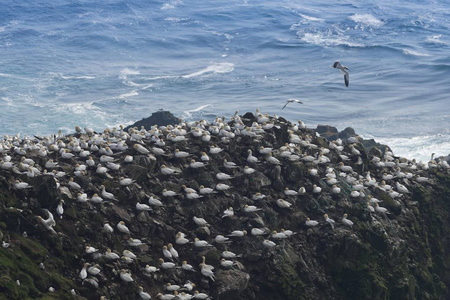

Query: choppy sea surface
<box><xmin>1</xmin><ymin>0</ymin><xmax>449</xmax><ymax>161</ymax></box>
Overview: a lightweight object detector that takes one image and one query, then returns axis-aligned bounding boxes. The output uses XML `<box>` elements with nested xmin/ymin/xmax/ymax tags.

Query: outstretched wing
<box><xmin>281</xmin><ymin>101</ymin><xmax>289</xmax><ymax>110</ymax></box>
<box><xmin>344</xmin><ymin>72</ymin><xmax>349</xmax><ymax>87</ymax></box>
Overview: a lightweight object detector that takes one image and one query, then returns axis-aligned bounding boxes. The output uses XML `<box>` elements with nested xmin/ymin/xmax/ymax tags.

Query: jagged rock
<box><xmin>33</xmin><ymin>175</ymin><xmax>58</xmax><ymax>208</ymax></box>
<box><xmin>215</xmin><ymin>269</ymin><xmax>250</xmax><ymax>299</ymax></box>
<box><xmin>124</xmin><ymin>110</ymin><xmax>180</xmax><ymax>131</ymax></box>
<box><xmin>0</xmin><ymin>110</ymin><xmax>449</xmax><ymax>300</ymax></box>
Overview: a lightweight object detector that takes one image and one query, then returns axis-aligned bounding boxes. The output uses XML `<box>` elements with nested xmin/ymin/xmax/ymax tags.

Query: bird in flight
<box><xmin>282</xmin><ymin>99</ymin><xmax>303</xmax><ymax>110</ymax></box>
<box><xmin>332</xmin><ymin>61</ymin><xmax>349</xmax><ymax>87</ymax></box>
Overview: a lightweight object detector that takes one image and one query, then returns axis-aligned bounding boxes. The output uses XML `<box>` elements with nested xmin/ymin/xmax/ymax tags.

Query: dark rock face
<box><xmin>124</xmin><ymin>110</ymin><xmax>180</xmax><ymax>131</ymax></box>
<box><xmin>0</xmin><ymin>111</ymin><xmax>449</xmax><ymax>300</ymax></box>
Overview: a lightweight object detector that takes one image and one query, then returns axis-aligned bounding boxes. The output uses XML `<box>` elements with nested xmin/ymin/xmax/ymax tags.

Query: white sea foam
<box><xmin>117</xmin><ymin>90</ymin><xmax>139</xmax><ymax>99</ymax></box>
<box><xmin>60</xmin><ymin>75</ymin><xmax>96</xmax><ymax>80</ymax></box>
<box><xmin>123</xmin><ymin>80</ymin><xmax>153</xmax><ymax>90</ymax></box>
<box><xmin>161</xmin><ymin>0</ymin><xmax>182</xmax><ymax>10</ymax></box>
<box><xmin>182</xmin><ymin>104</ymin><xmax>211</xmax><ymax>119</ymax></box>
<box><xmin>120</xmin><ymin>68</ymin><xmax>141</xmax><ymax>79</ymax></box>
<box><xmin>402</xmin><ymin>49</ymin><xmax>431</xmax><ymax>57</ymax></box>
<box><xmin>425</xmin><ymin>35</ymin><xmax>447</xmax><ymax>45</ymax></box>
<box><xmin>349</xmin><ymin>14</ymin><xmax>384</xmax><ymax>27</ymax></box>
<box><xmin>301</xmin><ymin>32</ymin><xmax>364</xmax><ymax>47</ymax></box>
<box><xmin>299</xmin><ymin>13</ymin><xmax>323</xmax><ymax>22</ymax></box>
<box><xmin>375</xmin><ymin>134</ymin><xmax>450</xmax><ymax>162</ymax></box>
<box><xmin>54</xmin><ymin>102</ymin><xmax>102</xmax><ymax>115</ymax></box>
<box><xmin>182</xmin><ymin>63</ymin><xmax>234</xmax><ymax>79</ymax></box>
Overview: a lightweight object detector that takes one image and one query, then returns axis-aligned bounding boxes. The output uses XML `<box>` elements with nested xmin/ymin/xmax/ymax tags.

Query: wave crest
<box><xmin>182</xmin><ymin>63</ymin><xmax>234</xmax><ymax>79</ymax></box>
<box><xmin>349</xmin><ymin>14</ymin><xmax>384</xmax><ymax>27</ymax></box>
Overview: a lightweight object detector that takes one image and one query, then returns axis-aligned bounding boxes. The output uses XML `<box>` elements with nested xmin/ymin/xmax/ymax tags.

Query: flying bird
<box><xmin>282</xmin><ymin>99</ymin><xmax>303</xmax><ymax>109</ymax></box>
<box><xmin>332</xmin><ymin>61</ymin><xmax>349</xmax><ymax>87</ymax></box>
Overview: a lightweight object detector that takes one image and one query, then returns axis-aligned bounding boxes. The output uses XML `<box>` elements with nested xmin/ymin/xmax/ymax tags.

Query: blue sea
<box><xmin>1</xmin><ymin>0</ymin><xmax>449</xmax><ymax>161</ymax></box>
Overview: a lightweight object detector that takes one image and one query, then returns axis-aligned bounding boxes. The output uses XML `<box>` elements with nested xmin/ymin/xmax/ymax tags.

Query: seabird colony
<box><xmin>0</xmin><ymin>109</ymin><xmax>448</xmax><ymax>299</ymax></box>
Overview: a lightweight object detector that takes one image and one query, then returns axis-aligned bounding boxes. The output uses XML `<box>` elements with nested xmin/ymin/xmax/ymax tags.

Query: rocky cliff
<box><xmin>0</xmin><ymin>111</ymin><xmax>449</xmax><ymax>300</ymax></box>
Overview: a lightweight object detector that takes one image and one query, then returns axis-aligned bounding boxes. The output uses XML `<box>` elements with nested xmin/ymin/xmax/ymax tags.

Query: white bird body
<box><xmin>277</xmin><ymin>199</ymin><xmax>292</xmax><ymax>208</ymax></box>
<box><xmin>305</xmin><ymin>218</ymin><xmax>319</xmax><ymax>227</ymax></box>
<box><xmin>332</xmin><ymin>61</ymin><xmax>349</xmax><ymax>87</ymax></box>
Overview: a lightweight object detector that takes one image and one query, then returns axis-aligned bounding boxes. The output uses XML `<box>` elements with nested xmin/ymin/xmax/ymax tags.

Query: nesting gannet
<box><xmin>14</xmin><ymin>180</ymin><xmax>30</xmax><ymax>189</ymax></box>
<box><xmin>247</xmin><ymin>149</ymin><xmax>259</xmax><ymax>163</ymax></box>
<box><xmin>396</xmin><ymin>182</ymin><xmax>410</xmax><ymax>194</ymax></box>
<box><xmin>168</xmin><ymin>243</ymin><xmax>179</xmax><ymax>260</ymax></box>
<box><xmin>190</xmin><ymin>159</ymin><xmax>206</xmax><ymax>168</ymax></box>
<box><xmin>271</xmin><ymin>231</ymin><xmax>288</xmax><ymax>240</ymax></box>
<box><xmin>159</xmin><ymin>258</ymin><xmax>177</xmax><ymax>269</ymax></box>
<box><xmin>183</xmin><ymin>281</ymin><xmax>195</xmax><ymax>291</ymax></box>
<box><xmin>243</xmin><ymin>166</ymin><xmax>256</xmax><ymax>174</ymax></box>
<box><xmin>282</xmin><ymin>99</ymin><xmax>303</xmax><ymax>110</ymax></box>
<box><xmin>259</xmin><ymin>146</ymin><xmax>273</xmax><ymax>155</ymax></box>
<box><xmin>117</xmin><ymin>221</ymin><xmax>130</xmax><ymax>234</ymax></box>
<box><xmin>157</xmin><ymin>293</ymin><xmax>176</xmax><ymax>300</ymax></box>
<box><xmin>216</xmin><ymin>183</ymin><xmax>231</xmax><ymax>191</ymax></box>
<box><xmin>56</xmin><ymin>200</ymin><xmax>64</xmax><ymax>219</ymax></box>
<box><xmin>331</xmin><ymin>185</ymin><xmax>341</xmax><ymax>194</ymax></box>
<box><xmin>284</xmin><ymin>187</ymin><xmax>298</xmax><ymax>196</ymax></box>
<box><xmin>244</xmin><ymin>204</ymin><xmax>262</xmax><ymax>213</ymax></box>
<box><xmin>324</xmin><ymin>214</ymin><xmax>336</xmax><ymax>229</ymax></box>
<box><xmin>194</xmin><ymin>238</ymin><xmax>212</xmax><ymax>247</ymax></box>
<box><xmin>128</xmin><ymin>238</ymin><xmax>143</xmax><ymax>247</ymax></box>
<box><xmin>105</xmin><ymin>249</ymin><xmax>120</xmax><ymax>260</ymax></box>
<box><xmin>166</xmin><ymin>283</ymin><xmax>181</xmax><ymax>291</ymax></box>
<box><xmin>103</xmin><ymin>223</ymin><xmax>114</xmax><ymax>233</ymax></box>
<box><xmin>176</xmin><ymin>232</ymin><xmax>190</xmax><ymax>245</ymax></box>
<box><xmin>266</xmin><ymin>153</ymin><xmax>281</xmax><ymax>165</ymax></box>
<box><xmin>199</xmin><ymin>263</ymin><xmax>215</xmax><ymax>281</ymax></box>
<box><xmin>138</xmin><ymin>286</ymin><xmax>152</xmax><ymax>300</ymax></box>
<box><xmin>276</xmin><ymin>199</ymin><xmax>292</xmax><ymax>208</ymax></box>
<box><xmin>100</xmin><ymin>185</ymin><xmax>117</xmax><ymax>201</ymax></box>
<box><xmin>199</xmin><ymin>185</ymin><xmax>216</xmax><ymax>194</ymax></box>
<box><xmin>220</xmin><ymin>251</ymin><xmax>240</xmax><ymax>260</ymax></box>
<box><xmin>209</xmin><ymin>145</ymin><xmax>223</xmax><ymax>154</ymax></box>
<box><xmin>200</xmin><ymin>152</ymin><xmax>210</xmax><ymax>161</ymax></box>
<box><xmin>341</xmin><ymin>214</ymin><xmax>354</xmax><ymax>227</ymax></box>
<box><xmin>252</xmin><ymin>192</ymin><xmax>266</xmax><ymax>200</ymax></box>
<box><xmin>228</xmin><ymin>230</ymin><xmax>247</xmax><ymax>237</ymax></box>
<box><xmin>144</xmin><ymin>264</ymin><xmax>159</xmax><ymax>273</ymax></box>
<box><xmin>85</xmin><ymin>244</ymin><xmax>98</xmax><ymax>254</ymax></box>
<box><xmin>222</xmin><ymin>207</ymin><xmax>234</xmax><ymax>218</ymax></box>
<box><xmin>374</xmin><ymin>203</ymin><xmax>390</xmax><ymax>215</ymax></box>
<box><xmin>120</xmin><ymin>269</ymin><xmax>134</xmax><ymax>282</ymax></box>
<box><xmin>251</xmin><ymin>228</ymin><xmax>267</xmax><ymax>236</ymax></box>
<box><xmin>181</xmin><ymin>261</ymin><xmax>196</xmax><ymax>272</ymax></box>
<box><xmin>79</xmin><ymin>263</ymin><xmax>89</xmax><ymax>280</ymax></box>
<box><xmin>123</xmin><ymin>250</ymin><xmax>137</xmax><ymax>259</ymax></box>
<box><xmin>332</xmin><ymin>61</ymin><xmax>349</xmax><ymax>87</ymax></box>
<box><xmin>193</xmin><ymin>216</ymin><xmax>208</xmax><ymax>226</ymax></box>
<box><xmin>162</xmin><ymin>189</ymin><xmax>178</xmax><ymax>197</ymax></box>
<box><xmin>216</xmin><ymin>172</ymin><xmax>234</xmax><ymax>180</ymax></box>
<box><xmin>223</xmin><ymin>159</ymin><xmax>239</xmax><ymax>169</ymax></box>
<box><xmin>193</xmin><ymin>291</ymin><xmax>209</xmax><ymax>299</ymax></box>
<box><xmin>88</xmin><ymin>264</ymin><xmax>101</xmax><ymax>276</ymax></box>
<box><xmin>214</xmin><ymin>234</ymin><xmax>231</xmax><ymax>244</ymax></box>
<box><xmin>133</xmin><ymin>144</ymin><xmax>150</xmax><ymax>154</ymax></box>
<box><xmin>220</xmin><ymin>258</ymin><xmax>235</xmax><ymax>268</ymax></box>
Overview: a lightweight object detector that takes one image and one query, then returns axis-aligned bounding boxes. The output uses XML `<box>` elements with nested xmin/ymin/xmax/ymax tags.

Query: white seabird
<box><xmin>332</xmin><ymin>60</ymin><xmax>349</xmax><ymax>87</ymax></box>
<box><xmin>282</xmin><ymin>99</ymin><xmax>303</xmax><ymax>110</ymax></box>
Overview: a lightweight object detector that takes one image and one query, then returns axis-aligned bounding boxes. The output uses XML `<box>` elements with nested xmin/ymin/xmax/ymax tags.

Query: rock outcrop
<box><xmin>0</xmin><ymin>111</ymin><xmax>449</xmax><ymax>300</ymax></box>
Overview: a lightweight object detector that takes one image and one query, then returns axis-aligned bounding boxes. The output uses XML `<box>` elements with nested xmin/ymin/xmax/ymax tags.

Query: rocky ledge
<box><xmin>0</xmin><ymin>110</ymin><xmax>449</xmax><ymax>300</ymax></box>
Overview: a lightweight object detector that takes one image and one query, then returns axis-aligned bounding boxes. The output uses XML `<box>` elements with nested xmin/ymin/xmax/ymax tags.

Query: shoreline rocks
<box><xmin>0</xmin><ymin>110</ymin><xmax>449</xmax><ymax>299</ymax></box>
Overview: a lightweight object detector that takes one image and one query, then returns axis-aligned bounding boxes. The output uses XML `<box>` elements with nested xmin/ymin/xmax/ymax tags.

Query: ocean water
<box><xmin>1</xmin><ymin>0</ymin><xmax>449</xmax><ymax>161</ymax></box>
